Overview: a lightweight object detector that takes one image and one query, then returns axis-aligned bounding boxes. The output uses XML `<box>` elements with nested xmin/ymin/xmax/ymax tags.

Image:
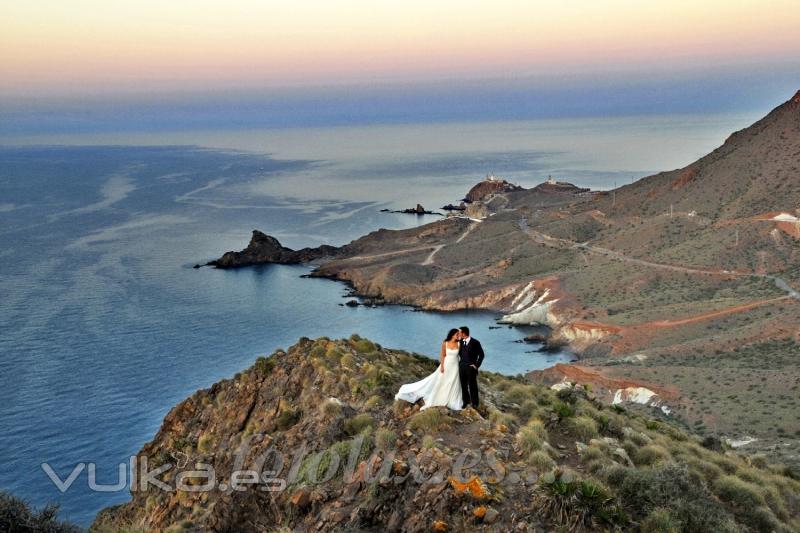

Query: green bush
<box><xmin>685</xmin><ymin>456</ymin><xmax>724</xmax><ymax>483</ymax></box>
<box><xmin>310</xmin><ymin>345</ymin><xmax>326</xmax><ymax>358</ymax></box>
<box><xmin>407</xmin><ymin>409</ymin><xmax>451</xmax><ymax>432</ymax></box>
<box><xmin>364</xmin><ymin>364</ymin><xmax>393</xmax><ymax>388</ymax></box>
<box><xmin>566</xmin><ymin>415</ymin><xmax>598</xmax><ymax>441</ymax></box>
<box><xmin>534</xmin><ymin>469</ymin><xmax>627</xmax><ymax>530</ymax></box>
<box><xmin>197</xmin><ymin>434</ymin><xmax>214</xmax><ymax>454</ymax></box>
<box><xmin>640</xmin><ymin>508</ymin><xmax>680</xmax><ymax>533</ymax></box>
<box><xmin>581</xmin><ymin>445</ymin><xmax>606</xmax><ymax>463</ymax></box>
<box><xmin>297</xmin><ymin>436</ymin><xmax>373</xmax><ymax>485</ymax></box>
<box><xmin>608</xmin><ymin>464</ymin><xmax>739</xmax><ymax>532</ymax></box>
<box><xmin>320</xmin><ymin>398</ymin><xmax>343</xmax><ymax>417</ymax></box>
<box><xmin>253</xmin><ymin>356</ymin><xmax>275</xmax><ymax>376</ymax></box>
<box><xmin>634</xmin><ymin>445</ymin><xmax>670</xmax><ymax>466</ymax></box>
<box><xmin>742</xmin><ymin>506</ymin><xmax>784</xmax><ymax>533</ymax></box>
<box><xmin>750</xmin><ymin>454</ymin><xmax>769</xmax><ymax>469</ymax></box>
<box><xmin>353</xmin><ymin>339</ymin><xmax>376</xmax><ymax>353</ymax></box>
<box><xmin>488</xmin><ymin>408</ymin><xmax>518</xmax><ymax>428</ymax></box>
<box><xmin>713</xmin><ymin>475</ymin><xmax>765</xmax><ymax>508</ymax></box>
<box><xmin>552</xmin><ymin>401</ymin><xmax>575</xmax><ymax>418</ymax></box>
<box><xmin>503</xmin><ymin>384</ymin><xmax>536</xmax><ymax>405</ymax></box>
<box><xmin>517</xmin><ymin>419</ymin><xmax>549</xmax><ymax>454</ymax></box>
<box><xmin>374</xmin><ymin>428</ymin><xmax>398</xmax><ymax>450</ymax></box>
<box><xmin>275</xmin><ymin>407</ymin><xmax>302</xmax><ymax>430</ymax></box>
<box><xmin>0</xmin><ymin>491</ymin><xmax>81</xmax><ymax>533</ymax></box>
<box><xmin>527</xmin><ymin>450</ymin><xmax>555</xmax><ymax>471</ymax></box>
<box><xmin>519</xmin><ymin>399</ymin><xmax>542</xmax><ymax>420</ymax></box>
<box><xmin>364</xmin><ymin>395</ymin><xmax>383</xmax><ymax>408</ymax></box>
<box><xmin>556</xmin><ymin>386</ymin><xmax>586</xmax><ymax>405</ymax></box>
<box><xmin>712</xmin><ymin>475</ymin><xmax>787</xmax><ymax>530</ymax></box>
<box><xmin>344</xmin><ymin>413</ymin><xmax>375</xmax><ymax>435</ymax></box>
<box><xmin>325</xmin><ymin>346</ymin><xmax>343</xmax><ymax>361</ymax></box>
<box><xmin>763</xmin><ymin>485</ymin><xmax>789</xmax><ymax>521</ymax></box>
<box><xmin>596</xmin><ymin>413</ymin><xmax>625</xmax><ymax>439</ymax></box>
<box><xmin>421</xmin><ymin>435</ymin><xmax>437</xmax><ymax>449</ymax></box>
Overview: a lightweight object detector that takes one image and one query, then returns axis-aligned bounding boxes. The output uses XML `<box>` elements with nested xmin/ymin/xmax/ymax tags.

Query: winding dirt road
<box><xmin>518</xmin><ymin>217</ymin><xmax>800</xmax><ymax>301</ymax></box>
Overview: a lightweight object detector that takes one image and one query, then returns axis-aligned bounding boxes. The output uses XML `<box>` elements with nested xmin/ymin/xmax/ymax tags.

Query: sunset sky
<box><xmin>3</xmin><ymin>0</ymin><xmax>799</xmax><ymax>93</ymax></box>
<box><xmin>1</xmin><ymin>1</ymin><xmax>799</xmax><ymax>134</ymax></box>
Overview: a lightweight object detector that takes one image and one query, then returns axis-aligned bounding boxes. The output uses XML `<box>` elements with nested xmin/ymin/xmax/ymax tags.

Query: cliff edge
<box><xmin>92</xmin><ymin>337</ymin><xmax>800</xmax><ymax>532</ymax></box>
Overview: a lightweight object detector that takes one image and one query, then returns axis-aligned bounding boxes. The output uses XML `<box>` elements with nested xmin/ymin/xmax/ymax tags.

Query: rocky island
<box><xmin>380</xmin><ymin>204</ymin><xmax>442</xmax><ymax>216</ymax></box>
<box><xmin>204</xmin><ymin>91</ymin><xmax>800</xmax><ymax>468</ymax></box>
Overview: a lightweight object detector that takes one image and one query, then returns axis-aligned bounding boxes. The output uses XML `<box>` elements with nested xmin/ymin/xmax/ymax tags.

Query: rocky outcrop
<box><xmin>91</xmin><ymin>336</ymin><xmax>800</xmax><ymax>533</ymax></box>
<box><xmin>380</xmin><ymin>204</ymin><xmax>441</xmax><ymax>216</ymax></box>
<box><xmin>499</xmin><ymin>281</ymin><xmax>562</xmax><ymax>327</ymax></box>
<box><xmin>91</xmin><ymin>337</ymin><xmax>553</xmax><ymax>532</ymax></box>
<box><xmin>208</xmin><ymin>230</ymin><xmax>341</xmax><ymax>268</ymax></box>
<box><xmin>464</xmin><ymin>202</ymin><xmax>490</xmax><ymax>219</ymax></box>
<box><xmin>529</xmin><ymin>181</ymin><xmax>590</xmax><ymax>195</ymax></box>
<box><xmin>464</xmin><ymin>177</ymin><xmax>522</xmax><ymax>202</ymax></box>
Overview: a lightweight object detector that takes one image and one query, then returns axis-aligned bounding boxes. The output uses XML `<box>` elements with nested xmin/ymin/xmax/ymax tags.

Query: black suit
<box><xmin>458</xmin><ymin>338</ymin><xmax>484</xmax><ymax>408</ymax></box>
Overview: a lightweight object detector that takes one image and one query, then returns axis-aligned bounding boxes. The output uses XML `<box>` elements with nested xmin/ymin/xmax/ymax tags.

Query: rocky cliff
<box><xmin>464</xmin><ymin>177</ymin><xmax>522</xmax><ymax>202</ymax></box>
<box><xmin>208</xmin><ymin>230</ymin><xmax>343</xmax><ymax>268</ymax></box>
<box><xmin>92</xmin><ymin>337</ymin><xmax>800</xmax><ymax>532</ymax></box>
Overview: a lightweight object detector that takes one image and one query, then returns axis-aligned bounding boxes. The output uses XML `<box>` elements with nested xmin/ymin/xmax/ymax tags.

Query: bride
<box><xmin>395</xmin><ymin>328</ymin><xmax>463</xmax><ymax>411</ymax></box>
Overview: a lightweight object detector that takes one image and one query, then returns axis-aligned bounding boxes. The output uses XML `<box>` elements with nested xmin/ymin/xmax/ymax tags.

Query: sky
<box><xmin>1</xmin><ymin>0</ymin><xmax>799</xmax><ymax>133</ymax></box>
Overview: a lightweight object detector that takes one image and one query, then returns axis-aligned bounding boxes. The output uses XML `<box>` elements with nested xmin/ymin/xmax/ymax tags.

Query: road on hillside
<box><xmin>517</xmin><ymin>218</ymin><xmax>800</xmax><ymax>302</ymax></box>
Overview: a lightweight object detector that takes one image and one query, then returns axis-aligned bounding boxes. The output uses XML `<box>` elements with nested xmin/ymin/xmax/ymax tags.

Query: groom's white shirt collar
<box><xmin>462</xmin><ymin>336</ymin><xmax>471</xmax><ymax>344</ymax></box>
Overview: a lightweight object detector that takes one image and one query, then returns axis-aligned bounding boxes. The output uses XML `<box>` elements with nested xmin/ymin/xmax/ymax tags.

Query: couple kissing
<box><xmin>395</xmin><ymin>326</ymin><xmax>485</xmax><ymax>411</ymax></box>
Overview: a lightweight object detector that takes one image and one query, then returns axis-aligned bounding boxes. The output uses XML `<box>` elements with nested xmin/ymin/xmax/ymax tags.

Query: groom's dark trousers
<box><xmin>459</xmin><ymin>338</ymin><xmax>485</xmax><ymax>408</ymax></box>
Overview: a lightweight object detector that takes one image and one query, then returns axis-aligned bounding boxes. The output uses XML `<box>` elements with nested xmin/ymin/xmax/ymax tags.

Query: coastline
<box><xmin>202</xmin><ymin>91</ymin><xmax>800</xmax><ymax>470</ymax></box>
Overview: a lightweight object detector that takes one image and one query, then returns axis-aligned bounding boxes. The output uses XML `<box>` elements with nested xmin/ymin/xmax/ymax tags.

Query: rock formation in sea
<box><xmin>208</xmin><ymin>230</ymin><xmax>342</xmax><ymax>268</ymax></box>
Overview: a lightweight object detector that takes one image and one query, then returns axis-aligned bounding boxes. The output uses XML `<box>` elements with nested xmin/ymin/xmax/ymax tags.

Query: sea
<box><xmin>0</xmin><ymin>112</ymin><xmax>758</xmax><ymax>525</ymax></box>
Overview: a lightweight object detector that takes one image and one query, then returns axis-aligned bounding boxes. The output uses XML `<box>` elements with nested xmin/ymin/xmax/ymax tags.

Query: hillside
<box><xmin>206</xmin><ymin>91</ymin><xmax>800</xmax><ymax>468</ymax></box>
<box><xmin>594</xmin><ymin>90</ymin><xmax>800</xmax><ymax>221</ymax></box>
<box><xmin>92</xmin><ymin>337</ymin><xmax>800</xmax><ymax>532</ymax></box>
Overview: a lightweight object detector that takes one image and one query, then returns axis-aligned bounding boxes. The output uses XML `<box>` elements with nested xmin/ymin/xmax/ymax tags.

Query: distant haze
<box><xmin>1</xmin><ymin>1</ymin><xmax>798</xmax><ymax>135</ymax></box>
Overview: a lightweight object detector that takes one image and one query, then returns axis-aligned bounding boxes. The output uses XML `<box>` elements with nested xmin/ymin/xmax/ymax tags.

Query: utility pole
<box><xmin>670</xmin><ymin>204</ymin><xmax>673</xmax><ymax>218</ymax></box>
<box><xmin>735</xmin><ymin>229</ymin><xmax>739</xmax><ymax>247</ymax></box>
<box><xmin>612</xmin><ymin>181</ymin><xmax>616</xmax><ymax>209</ymax></box>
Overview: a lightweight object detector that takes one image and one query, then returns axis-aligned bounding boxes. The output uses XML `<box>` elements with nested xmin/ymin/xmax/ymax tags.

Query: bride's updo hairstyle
<box><xmin>445</xmin><ymin>328</ymin><xmax>459</xmax><ymax>342</ymax></box>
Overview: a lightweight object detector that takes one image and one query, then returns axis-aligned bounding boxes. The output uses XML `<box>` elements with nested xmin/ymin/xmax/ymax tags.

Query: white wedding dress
<box><xmin>395</xmin><ymin>345</ymin><xmax>463</xmax><ymax>410</ymax></box>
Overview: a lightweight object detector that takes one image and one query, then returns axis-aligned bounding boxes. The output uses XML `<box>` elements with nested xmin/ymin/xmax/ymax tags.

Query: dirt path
<box><xmin>341</xmin><ymin>245</ymin><xmax>435</xmax><ymax>263</ymax></box>
<box><xmin>642</xmin><ymin>296</ymin><xmax>791</xmax><ymax>328</ymax></box>
<box><xmin>421</xmin><ymin>221</ymin><xmax>481</xmax><ymax>265</ymax></box>
<box><xmin>573</xmin><ymin>242</ymin><xmax>733</xmax><ymax>276</ymax></box>
<box><xmin>517</xmin><ymin>217</ymin><xmax>800</xmax><ymax>301</ymax></box>
<box><xmin>421</xmin><ymin>244</ymin><xmax>445</xmax><ymax>265</ymax></box>
<box><xmin>456</xmin><ymin>220</ymin><xmax>481</xmax><ymax>243</ymax></box>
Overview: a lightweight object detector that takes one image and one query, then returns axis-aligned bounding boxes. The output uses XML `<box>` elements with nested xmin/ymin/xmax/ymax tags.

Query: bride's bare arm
<box><xmin>440</xmin><ymin>342</ymin><xmax>445</xmax><ymax>373</ymax></box>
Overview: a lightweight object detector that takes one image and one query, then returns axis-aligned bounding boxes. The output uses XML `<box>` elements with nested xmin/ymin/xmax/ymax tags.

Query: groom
<box><xmin>458</xmin><ymin>326</ymin><xmax>484</xmax><ymax>409</ymax></box>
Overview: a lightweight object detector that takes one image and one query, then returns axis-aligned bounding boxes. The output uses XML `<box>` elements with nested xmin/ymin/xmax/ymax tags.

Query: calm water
<box><xmin>0</xmin><ymin>113</ymin><xmax>757</xmax><ymax>525</ymax></box>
